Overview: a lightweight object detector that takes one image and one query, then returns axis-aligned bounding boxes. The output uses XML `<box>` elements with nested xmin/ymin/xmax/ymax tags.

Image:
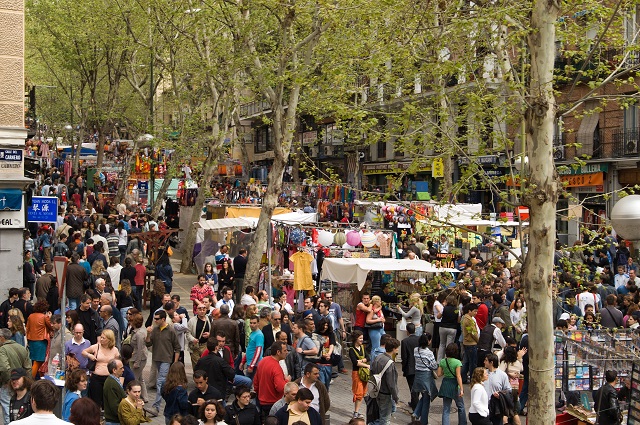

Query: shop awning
<box><xmin>0</xmin><ymin>189</ymin><xmax>22</xmax><ymax>211</ymax></box>
<box><xmin>320</xmin><ymin>258</ymin><xmax>457</xmax><ymax>290</ymax></box>
<box><xmin>194</xmin><ymin>217</ymin><xmax>256</xmax><ymax>232</ymax></box>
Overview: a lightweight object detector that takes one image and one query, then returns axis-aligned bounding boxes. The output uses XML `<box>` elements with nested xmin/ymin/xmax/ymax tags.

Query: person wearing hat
<box><xmin>0</xmin><ymin>328</ymin><xmax>31</xmax><ymax>424</ymax></box>
<box><xmin>476</xmin><ymin>317</ymin><xmax>507</xmax><ymax>367</ymax></box>
<box><xmin>8</xmin><ymin>368</ymin><xmax>33</xmax><ymax>422</ymax></box>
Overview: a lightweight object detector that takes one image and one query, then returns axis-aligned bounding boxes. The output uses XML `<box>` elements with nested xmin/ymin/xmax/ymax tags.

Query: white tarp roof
<box><xmin>194</xmin><ymin>212</ymin><xmax>316</xmax><ymax>232</ymax></box>
<box><xmin>320</xmin><ymin>258</ymin><xmax>457</xmax><ymax>290</ymax></box>
<box><xmin>194</xmin><ymin>217</ymin><xmax>255</xmax><ymax>232</ymax></box>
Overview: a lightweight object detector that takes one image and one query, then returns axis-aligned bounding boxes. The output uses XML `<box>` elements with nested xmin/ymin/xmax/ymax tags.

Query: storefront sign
<box><xmin>432</xmin><ymin>158</ymin><xmax>444</xmax><ymax>178</ymax></box>
<box><xmin>0</xmin><ymin>149</ymin><xmax>23</xmax><ymax>161</ymax></box>
<box><xmin>458</xmin><ymin>155</ymin><xmax>499</xmax><ymax>165</ymax></box>
<box><xmin>27</xmin><ymin>196</ymin><xmax>58</xmax><ymax>223</ymax></box>
<box><xmin>557</xmin><ymin>163</ymin><xmax>608</xmax><ymax>176</ymax></box>
<box><xmin>435</xmin><ymin>252</ymin><xmax>455</xmax><ymax>268</ymax></box>
<box><xmin>575</xmin><ymin>185</ymin><xmax>604</xmax><ymax>193</ymax></box>
<box><xmin>363</xmin><ymin>162</ymin><xmax>430</xmax><ymax>175</ymax></box>
<box><xmin>561</xmin><ymin>172</ymin><xmax>604</xmax><ymax>187</ymax></box>
<box><xmin>0</xmin><ymin>210</ymin><xmax>24</xmax><ymax>228</ymax></box>
<box><xmin>301</xmin><ymin>131</ymin><xmax>317</xmax><ymax>146</ymax></box>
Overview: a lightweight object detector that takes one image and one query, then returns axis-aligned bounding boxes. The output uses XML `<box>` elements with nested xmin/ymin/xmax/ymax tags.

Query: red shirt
<box><xmin>253</xmin><ymin>355</ymin><xmax>287</xmax><ymax>405</ymax></box>
<box><xmin>476</xmin><ymin>303</ymin><xmax>489</xmax><ymax>330</ymax></box>
<box><xmin>355</xmin><ymin>303</ymin><xmax>368</xmax><ymax>328</ymax></box>
<box><xmin>134</xmin><ymin>263</ymin><xmax>146</xmax><ymax>286</ymax></box>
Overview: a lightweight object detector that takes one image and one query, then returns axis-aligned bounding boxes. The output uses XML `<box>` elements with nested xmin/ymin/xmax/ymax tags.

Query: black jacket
<box><xmin>401</xmin><ymin>334</ymin><xmax>419</xmax><ymax>377</ymax></box>
<box><xmin>262</xmin><ymin>323</ymin><xmax>292</xmax><ymax>351</ymax></box>
<box><xmin>193</xmin><ymin>353</ymin><xmax>235</xmax><ymax>397</ymax></box>
<box><xmin>76</xmin><ymin>307</ymin><xmax>102</xmax><ymax>344</ymax></box>
<box><xmin>224</xmin><ymin>400</ymin><xmax>261</xmax><ymax>425</ymax></box>
<box><xmin>594</xmin><ymin>383</ymin><xmax>621</xmax><ymax>425</ymax></box>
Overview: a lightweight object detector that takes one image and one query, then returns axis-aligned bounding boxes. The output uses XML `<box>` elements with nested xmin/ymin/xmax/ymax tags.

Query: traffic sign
<box><xmin>53</xmin><ymin>256</ymin><xmax>69</xmax><ymax>299</ymax></box>
<box><xmin>27</xmin><ymin>196</ymin><xmax>58</xmax><ymax>223</ymax></box>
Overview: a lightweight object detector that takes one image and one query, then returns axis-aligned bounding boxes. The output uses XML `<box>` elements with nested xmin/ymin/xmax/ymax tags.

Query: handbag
<box><xmin>353</xmin><ymin>346</ymin><xmax>370</xmax><ymax>382</ymax></box>
<box><xmin>86</xmin><ymin>345</ymin><xmax>99</xmax><ymax>372</ymax></box>
<box><xmin>399</xmin><ymin>317</ymin><xmax>407</xmax><ymax>331</ymax></box>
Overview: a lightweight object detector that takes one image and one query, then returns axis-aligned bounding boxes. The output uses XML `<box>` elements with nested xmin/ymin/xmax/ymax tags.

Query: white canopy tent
<box><xmin>320</xmin><ymin>258</ymin><xmax>457</xmax><ymax>290</ymax></box>
<box><xmin>195</xmin><ymin>211</ymin><xmax>317</xmax><ymax>231</ymax></box>
<box><xmin>194</xmin><ymin>217</ymin><xmax>256</xmax><ymax>233</ymax></box>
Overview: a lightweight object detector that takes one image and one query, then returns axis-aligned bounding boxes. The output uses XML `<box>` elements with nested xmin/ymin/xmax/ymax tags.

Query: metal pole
<box><xmin>267</xmin><ymin>222</ymin><xmax>272</xmax><ymax>306</ymax></box>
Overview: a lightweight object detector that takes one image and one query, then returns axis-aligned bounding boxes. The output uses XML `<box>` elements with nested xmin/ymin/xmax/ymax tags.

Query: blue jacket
<box><xmin>162</xmin><ymin>385</ymin><xmax>190</xmax><ymax>418</ymax></box>
<box><xmin>62</xmin><ymin>391</ymin><xmax>80</xmax><ymax>421</ymax></box>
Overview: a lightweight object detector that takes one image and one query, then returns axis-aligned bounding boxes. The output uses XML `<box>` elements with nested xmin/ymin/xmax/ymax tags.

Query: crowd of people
<box><xmin>5</xmin><ymin>159</ymin><xmax>638</xmax><ymax>425</ymax></box>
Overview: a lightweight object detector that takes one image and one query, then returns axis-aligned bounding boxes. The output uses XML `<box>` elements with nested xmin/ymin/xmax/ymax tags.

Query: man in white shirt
<box><xmin>614</xmin><ymin>265</ymin><xmax>629</xmax><ymax>291</ymax></box>
<box><xmin>215</xmin><ymin>287</ymin><xmax>235</xmax><ymax>317</ymax></box>
<box><xmin>11</xmin><ymin>379</ymin><xmax>69</xmax><ymax>425</ymax></box>
<box><xmin>576</xmin><ymin>286</ymin><xmax>601</xmax><ymax>315</ymax></box>
<box><xmin>483</xmin><ymin>353</ymin><xmax>511</xmax><ymax>425</ymax></box>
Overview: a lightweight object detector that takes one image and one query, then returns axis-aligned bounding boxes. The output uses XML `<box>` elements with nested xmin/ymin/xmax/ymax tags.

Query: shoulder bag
<box><xmin>86</xmin><ymin>344</ymin><xmax>99</xmax><ymax>372</ymax></box>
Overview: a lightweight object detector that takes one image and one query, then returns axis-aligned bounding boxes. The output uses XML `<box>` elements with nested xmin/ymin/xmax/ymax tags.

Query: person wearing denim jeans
<box><xmin>145</xmin><ymin>310</ymin><xmax>180</xmax><ymax>415</ymax></box>
<box><xmin>0</xmin><ymin>384</ymin><xmax>11</xmax><ymax>425</ymax></box>
<box><xmin>438</xmin><ymin>344</ymin><xmax>467</xmax><ymax>425</ymax></box>
<box><xmin>461</xmin><ymin>303</ymin><xmax>480</xmax><ymax>383</ymax></box>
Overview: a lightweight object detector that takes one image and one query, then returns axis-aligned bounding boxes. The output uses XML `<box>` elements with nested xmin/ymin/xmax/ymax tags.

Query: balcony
<box><xmin>554</xmin><ymin>127</ymin><xmax>640</xmax><ymax>161</ymax></box>
<box><xmin>239</xmin><ymin>100</ymin><xmax>271</xmax><ymax>119</ymax></box>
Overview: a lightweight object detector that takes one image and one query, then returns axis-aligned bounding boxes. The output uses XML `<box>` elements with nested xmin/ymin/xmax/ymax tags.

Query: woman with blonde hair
<box><xmin>396</xmin><ymin>293</ymin><xmax>424</xmax><ymax>336</ymax></box>
<box><xmin>25</xmin><ymin>300</ymin><xmax>53</xmax><ymax>377</ymax></box>
<box><xmin>365</xmin><ymin>295</ymin><xmax>386</xmax><ymax>353</ymax></box>
<box><xmin>89</xmin><ymin>259</ymin><xmax>111</xmax><ymax>290</ymax></box>
<box><xmin>82</xmin><ymin>329</ymin><xmax>120</xmax><ymax>408</ymax></box>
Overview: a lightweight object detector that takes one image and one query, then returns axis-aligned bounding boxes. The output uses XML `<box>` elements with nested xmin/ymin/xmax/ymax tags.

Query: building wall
<box><xmin>0</xmin><ymin>0</ymin><xmax>29</xmax><ymax>295</ymax></box>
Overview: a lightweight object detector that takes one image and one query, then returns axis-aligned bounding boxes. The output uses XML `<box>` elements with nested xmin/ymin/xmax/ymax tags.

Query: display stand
<box><xmin>555</xmin><ymin>329</ymin><xmax>639</xmax><ymax>424</ymax></box>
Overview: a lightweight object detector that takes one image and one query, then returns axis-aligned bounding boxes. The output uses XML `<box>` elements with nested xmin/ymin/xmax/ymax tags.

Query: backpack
<box><xmin>367</xmin><ymin>359</ymin><xmax>394</xmax><ymax>398</ymax></box>
<box><xmin>302</xmin><ymin>334</ymin><xmax>323</xmax><ymax>362</ymax></box>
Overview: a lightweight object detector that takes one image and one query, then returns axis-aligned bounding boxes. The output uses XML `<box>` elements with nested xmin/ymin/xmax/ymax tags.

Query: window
<box><xmin>377</xmin><ymin>141</ymin><xmax>386</xmax><ymax>159</ymax></box>
<box><xmin>624</xmin><ymin>104</ymin><xmax>638</xmax><ymax>130</ymax></box>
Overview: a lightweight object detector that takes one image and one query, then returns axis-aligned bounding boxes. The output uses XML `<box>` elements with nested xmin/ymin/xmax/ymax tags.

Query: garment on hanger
<box><xmin>377</xmin><ymin>232</ymin><xmax>392</xmax><ymax>256</ymax></box>
<box><xmin>290</xmin><ymin>250</ymin><xmax>314</xmax><ymax>291</ymax></box>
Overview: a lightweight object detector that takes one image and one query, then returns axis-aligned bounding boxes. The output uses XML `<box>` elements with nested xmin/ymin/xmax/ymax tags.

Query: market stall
<box><xmin>319</xmin><ymin>257</ymin><xmax>456</xmax><ymax>290</ymax></box>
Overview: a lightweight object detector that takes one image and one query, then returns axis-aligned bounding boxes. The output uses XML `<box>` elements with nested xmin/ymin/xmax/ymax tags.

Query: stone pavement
<box><xmin>137</xmin><ymin>258</ymin><xmax>472</xmax><ymax>425</ymax></box>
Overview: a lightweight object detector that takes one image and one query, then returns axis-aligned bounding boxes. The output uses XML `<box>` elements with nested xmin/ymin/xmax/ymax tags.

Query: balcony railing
<box><xmin>239</xmin><ymin>100</ymin><xmax>271</xmax><ymax>119</ymax></box>
<box><xmin>554</xmin><ymin>127</ymin><xmax>640</xmax><ymax>161</ymax></box>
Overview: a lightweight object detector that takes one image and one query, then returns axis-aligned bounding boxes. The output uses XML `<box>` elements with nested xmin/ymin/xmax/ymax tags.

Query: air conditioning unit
<box><xmin>310</xmin><ymin>146</ymin><xmax>319</xmax><ymax>158</ymax></box>
<box><xmin>625</xmin><ymin>138</ymin><xmax>639</xmax><ymax>155</ymax></box>
<box><xmin>553</xmin><ymin>146</ymin><xmax>565</xmax><ymax>160</ymax></box>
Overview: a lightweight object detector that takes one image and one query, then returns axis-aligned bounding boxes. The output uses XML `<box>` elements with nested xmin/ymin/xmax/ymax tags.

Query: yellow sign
<box><xmin>432</xmin><ymin>158</ymin><xmax>444</xmax><ymax>178</ymax></box>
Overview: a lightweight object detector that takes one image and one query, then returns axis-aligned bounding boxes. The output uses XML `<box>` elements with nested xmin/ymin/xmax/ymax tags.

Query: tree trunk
<box><xmin>114</xmin><ymin>140</ymin><xmax>138</xmax><ymax>205</ymax></box>
<box><xmin>522</xmin><ymin>3</ymin><xmax>560</xmax><ymax>425</ymax></box>
<box><xmin>243</xmin><ymin>150</ymin><xmax>288</xmax><ymax>290</ymax></box>
<box><xmin>151</xmin><ymin>166</ymin><xmax>175</xmax><ymax>218</ymax></box>
<box><xmin>97</xmin><ymin>132</ymin><xmax>106</xmax><ymax>170</ymax></box>
<box><xmin>179</xmin><ymin>151</ymin><xmax>218</xmax><ymax>274</ymax></box>
<box><xmin>243</xmin><ymin>100</ymin><xmax>299</xmax><ymax>291</ymax></box>
<box><xmin>72</xmin><ymin>127</ymin><xmax>83</xmax><ymax>175</ymax></box>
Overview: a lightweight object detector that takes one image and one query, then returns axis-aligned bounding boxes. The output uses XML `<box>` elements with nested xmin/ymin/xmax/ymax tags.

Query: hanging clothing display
<box><xmin>290</xmin><ymin>250</ymin><xmax>314</xmax><ymax>291</ymax></box>
<box><xmin>377</xmin><ymin>232</ymin><xmax>392</xmax><ymax>257</ymax></box>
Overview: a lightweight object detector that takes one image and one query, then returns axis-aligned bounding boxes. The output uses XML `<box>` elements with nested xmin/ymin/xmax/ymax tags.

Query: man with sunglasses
<box><xmin>145</xmin><ymin>310</ymin><xmax>180</xmax><ymax>416</ymax></box>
